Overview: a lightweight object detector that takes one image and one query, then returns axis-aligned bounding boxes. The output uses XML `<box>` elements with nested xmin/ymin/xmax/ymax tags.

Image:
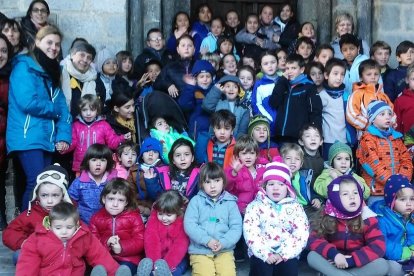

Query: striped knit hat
<box><xmin>262</xmin><ymin>157</ymin><xmax>295</xmax><ymax>198</ymax></box>
<box><xmin>367</xmin><ymin>100</ymin><xmax>392</xmax><ymax>124</ymax></box>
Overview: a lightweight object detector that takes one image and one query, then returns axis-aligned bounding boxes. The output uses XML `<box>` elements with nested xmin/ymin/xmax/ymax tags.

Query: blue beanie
<box><xmin>191</xmin><ymin>60</ymin><xmax>215</xmax><ymax>77</ymax></box>
<box><xmin>384</xmin><ymin>174</ymin><xmax>413</xmax><ymax>208</ymax></box>
<box><xmin>139</xmin><ymin>137</ymin><xmax>163</xmax><ymax>161</ymax></box>
<box><xmin>367</xmin><ymin>100</ymin><xmax>392</xmax><ymax>124</ymax></box>
<box><xmin>217</xmin><ymin>75</ymin><xmax>242</xmax><ymax>86</ymax></box>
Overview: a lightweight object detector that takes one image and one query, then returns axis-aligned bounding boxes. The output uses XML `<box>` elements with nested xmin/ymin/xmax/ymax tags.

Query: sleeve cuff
<box><xmin>326</xmin><ymin>247</ymin><xmax>339</xmax><ymax>260</ymax></box>
<box><xmin>346</xmin><ymin>256</ymin><xmax>356</xmax><ymax>267</ymax></box>
<box><xmin>402</xmin><ymin>247</ymin><xmax>412</xmax><ymax>260</ymax></box>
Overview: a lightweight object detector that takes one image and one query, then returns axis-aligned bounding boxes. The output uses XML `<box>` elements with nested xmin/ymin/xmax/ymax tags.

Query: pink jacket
<box><xmin>65</xmin><ymin>116</ymin><xmax>124</xmax><ymax>172</ymax></box>
<box><xmin>225</xmin><ymin>164</ymin><xmax>266</xmax><ymax>213</ymax></box>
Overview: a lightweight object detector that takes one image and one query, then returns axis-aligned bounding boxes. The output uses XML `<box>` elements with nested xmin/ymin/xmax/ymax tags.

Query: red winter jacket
<box><xmin>395</xmin><ymin>88</ymin><xmax>414</xmax><ymax>134</ymax></box>
<box><xmin>16</xmin><ymin>224</ymin><xmax>119</xmax><ymax>276</ymax></box>
<box><xmin>144</xmin><ymin>210</ymin><xmax>189</xmax><ymax>271</ymax></box>
<box><xmin>89</xmin><ymin>208</ymin><xmax>145</xmax><ymax>265</ymax></box>
<box><xmin>2</xmin><ymin>202</ymin><xmax>48</xmax><ymax>251</ymax></box>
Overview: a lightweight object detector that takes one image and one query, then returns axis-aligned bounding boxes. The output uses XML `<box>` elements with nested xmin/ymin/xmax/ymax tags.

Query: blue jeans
<box><xmin>17</xmin><ymin>150</ymin><xmax>52</xmax><ymax>210</ymax></box>
<box><xmin>172</xmin><ymin>257</ymin><xmax>189</xmax><ymax>276</ymax></box>
<box><xmin>13</xmin><ymin>249</ymin><xmax>20</xmax><ymax>265</ymax></box>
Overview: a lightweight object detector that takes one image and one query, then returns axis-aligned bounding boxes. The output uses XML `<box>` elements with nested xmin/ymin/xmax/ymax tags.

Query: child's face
<box><xmin>325</xmin><ymin>65</ymin><xmax>345</xmax><ymax>88</ymax></box>
<box><xmin>238</xmin><ymin>70</ymin><xmax>254</xmax><ymax>91</ymax></box>
<box><xmin>37</xmin><ymin>183</ymin><xmax>63</xmax><ymax>211</ymax></box>
<box><xmin>301</xmin><ymin>23</ymin><xmax>315</xmax><ymax>38</ymax></box>
<box><xmin>203</xmin><ymin>177</ymin><xmax>224</xmax><ymax>199</ymax></box>
<box><xmin>50</xmin><ymin>217</ymin><xmax>77</xmax><ymax>243</ymax></box>
<box><xmin>299</xmin><ymin>128</ymin><xmax>323</xmax><ymax>153</ymax></box>
<box><xmin>147</xmin><ymin>64</ymin><xmax>161</xmax><ymax>82</ymax></box>
<box><xmin>89</xmin><ymin>157</ymin><xmax>108</xmax><ymax>178</ymax></box>
<box><xmin>407</xmin><ymin>72</ymin><xmax>414</xmax><ymax>91</ymax></box>
<box><xmin>246</xmin><ymin>16</ymin><xmax>259</xmax><ymax>34</ymax></box>
<box><xmin>265</xmin><ymin>180</ymin><xmax>288</xmax><ymax>202</ymax></box>
<box><xmin>277</xmin><ymin>51</ymin><xmax>287</xmax><ymax>70</ymax></box>
<box><xmin>393</xmin><ymin>188</ymin><xmax>414</xmax><ymax>217</ymax></box>
<box><xmin>154</xmin><ymin>118</ymin><xmax>170</xmax><ymax>133</ymax></box>
<box><xmin>309</xmin><ymin>67</ymin><xmax>323</xmax><ymax>87</ymax></box>
<box><xmin>339</xmin><ymin>181</ymin><xmax>361</xmax><ymax>212</ymax></box>
<box><xmin>373</xmin><ymin>109</ymin><xmax>392</xmax><ymax>131</ymax></box>
<box><xmin>103</xmin><ymin>192</ymin><xmax>128</xmax><ymax>216</ymax></box>
<box><xmin>121</xmin><ymin>58</ymin><xmax>132</xmax><ymax>74</ymax></box>
<box><xmin>360</xmin><ymin>68</ymin><xmax>380</xmax><ymax>85</ymax></box>
<box><xmin>119</xmin><ymin>147</ymin><xmax>137</xmax><ymax>168</ymax></box>
<box><xmin>142</xmin><ymin>150</ymin><xmax>160</xmax><ymax>165</ymax></box>
<box><xmin>223</xmin><ymin>81</ymin><xmax>239</xmax><ymax>101</ymax></box>
<box><xmin>251</xmin><ymin>124</ymin><xmax>268</xmax><ymax>143</ymax></box>
<box><xmin>196</xmin><ymin>72</ymin><xmax>212</xmax><ymax>89</ymax></box>
<box><xmin>198</xmin><ymin>6</ymin><xmax>212</xmax><ymax>23</ymax></box>
<box><xmin>226</xmin><ymin>11</ymin><xmax>240</xmax><ymax>28</ymax></box>
<box><xmin>341</xmin><ymin>43</ymin><xmax>359</xmax><ymax>64</ymax></box>
<box><xmin>147</xmin><ymin>32</ymin><xmax>165</xmax><ymax>51</ymax></box>
<box><xmin>282</xmin><ymin>150</ymin><xmax>302</xmax><ymax>174</ymax></box>
<box><xmin>222</xmin><ymin>55</ymin><xmax>237</xmax><ymax>74</ymax></box>
<box><xmin>315</xmin><ymin>49</ymin><xmax>333</xmax><ymax>66</ymax></box>
<box><xmin>372</xmin><ymin>48</ymin><xmax>390</xmax><ymax>67</ymax></box>
<box><xmin>219</xmin><ymin>40</ymin><xmax>233</xmax><ymax>55</ymax></box>
<box><xmin>261</xmin><ymin>54</ymin><xmax>278</xmax><ymax>76</ymax></box>
<box><xmin>80</xmin><ymin>104</ymin><xmax>97</xmax><ymax>123</ymax></box>
<box><xmin>157</xmin><ymin>211</ymin><xmax>178</xmax><ymax>226</ymax></box>
<box><xmin>176</xmin><ymin>14</ymin><xmax>190</xmax><ymax>30</ymax></box>
<box><xmin>238</xmin><ymin>149</ymin><xmax>257</xmax><ymax>169</ymax></box>
<box><xmin>280</xmin><ymin>5</ymin><xmax>293</xmax><ymax>21</ymax></box>
<box><xmin>332</xmin><ymin>152</ymin><xmax>351</xmax><ymax>174</ymax></box>
<box><xmin>114</xmin><ymin>99</ymin><xmax>134</xmax><ymax>120</ymax></box>
<box><xmin>211</xmin><ymin>19</ymin><xmax>224</xmax><ymax>37</ymax></box>
<box><xmin>296</xmin><ymin>42</ymin><xmax>312</xmax><ymax>60</ymax></box>
<box><xmin>176</xmin><ymin>37</ymin><xmax>195</xmax><ymax>59</ymax></box>
<box><xmin>285</xmin><ymin>61</ymin><xmax>304</xmax><ymax>80</ymax></box>
<box><xmin>242</xmin><ymin>57</ymin><xmax>255</xmax><ymax>69</ymax></box>
<box><xmin>336</xmin><ymin>19</ymin><xmax>353</xmax><ymax>36</ymax></box>
<box><xmin>260</xmin><ymin>6</ymin><xmax>273</xmax><ymax>25</ymax></box>
<box><xmin>102</xmin><ymin>59</ymin><xmax>118</xmax><ymax>76</ymax></box>
<box><xmin>213</xmin><ymin>123</ymin><xmax>233</xmax><ymax>143</ymax></box>
<box><xmin>172</xmin><ymin>145</ymin><xmax>194</xmax><ymax>171</ymax></box>
<box><xmin>397</xmin><ymin>48</ymin><xmax>414</xmax><ymax>66</ymax></box>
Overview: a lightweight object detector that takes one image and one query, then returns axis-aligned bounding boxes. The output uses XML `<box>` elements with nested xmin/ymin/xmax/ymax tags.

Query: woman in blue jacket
<box><xmin>6</xmin><ymin>25</ymin><xmax>71</xmax><ymax>210</ymax></box>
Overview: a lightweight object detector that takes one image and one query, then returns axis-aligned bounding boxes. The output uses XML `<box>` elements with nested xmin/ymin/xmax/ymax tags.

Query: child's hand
<box><xmin>55</xmin><ymin>141</ymin><xmax>69</xmax><ymax>152</ymax></box>
<box><xmin>207</xmin><ymin>239</ymin><xmax>221</xmax><ymax>252</ymax></box>
<box><xmin>266</xmin><ymin>253</ymin><xmax>283</xmax><ymax>265</ymax></box>
<box><xmin>311</xmin><ymin>198</ymin><xmax>322</xmax><ymax>209</ymax></box>
<box><xmin>143</xmin><ymin>168</ymin><xmax>156</xmax><ymax>179</ymax></box>
<box><xmin>138</xmin><ymin>73</ymin><xmax>151</xmax><ymax>88</ymax></box>
<box><xmin>123</xmin><ymin>132</ymin><xmax>132</xmax><ymax>140</ymax></box>
<box><xmin>138</xmin><ymin>205</ymin><xmax>151</xmax><ymax>216</ymax></box>
<box><xmin>255</xmin><ymin>37</ymin><xmax>264</xmax><ymax>48</ymax></box>
<box><xmin>215</xmin><ymin>83</ymin><xmax>224</xmax><ymax>92</ymax></box>
<box><xmin>230</xmin><ymin>157</ymin><xmax>243</xmax><ymax>176</ymax></box>
<box><xmin>111</xmin><ymin>237</ymin><xmax>122</xmax><ymax>254</ymax></box>
<box><xmin>168</xmin><ymin>84</ymin><xmax>179</xmax><ymax>98</ymax></box>
<box><xmin>183</xmin><ymin>74</ymin><xmax>196</xmax><ymax>86</ymax></box>
<box><xmin>107</xmin><ymin>235</ymin><xmax>119</xmax><ymax>246</ymax></box>
<box><xmin>329</xmin><ymin>168</ymin><xmax>340</xmax><ymax>179</ymax></box>
<box><xmin>334</xmin><ymin>253</ymin><xmax>348</xmax><ymax>269</ymax></box>
<box><xmin>200</xmin><ymin>45</ymin><xmax>209</xmax><ymax>56</ymax></box>
<box><xmin>272</xmin><ymin>34</ymin><xmax>280</xmax><ymax>43</ymax></box>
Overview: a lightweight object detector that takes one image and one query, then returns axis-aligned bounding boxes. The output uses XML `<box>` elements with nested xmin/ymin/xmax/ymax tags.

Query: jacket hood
<box><xmin>197</xmin><ymin>190</ymin><xmax>237</xmax><ymax>205</ymax></box>
<box><xmin>254</xmin><ymin>189</ymin><xmax>296</xmax><ymax>207</ymax></box>
<box><xmin>366</xmin><ymin>125</ymin><xmax>403</xmax><ymax>139</ymax></box>
<box><xmin>352</xmin><ymin>82</ymin><xmax>384</xmax><ymax>94</ymax></box>
<box><xmin>401</xmin><ymin>88</ymin><xmax>414</xmax><ymax>98</ymax></box>
<box><xmin>13</xmin><ymin>54</ymin><xmax>46</xmax><ymax>75</ymax></box>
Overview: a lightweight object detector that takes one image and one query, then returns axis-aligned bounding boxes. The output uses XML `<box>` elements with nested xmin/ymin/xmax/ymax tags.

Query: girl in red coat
<box><xmin>90</xmin><ymin>178</ymin><xmax>145</xmax><ymax>275</ymax></box>
<box><xmin>138</xmin><ymin>190</ymin><xmax>190</xmax><ymax>276</ymax></box>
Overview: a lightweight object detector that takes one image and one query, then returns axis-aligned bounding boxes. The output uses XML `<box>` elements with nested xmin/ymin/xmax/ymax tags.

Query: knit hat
<box><xmin>262</xmin><ymin>157</ymin><xmax>295</xmax><ymax>198</ymax></box>
<box><xmin>328</xmin><ymin>141</ymin><xmax>353</xmax><ymax>167</ymax></box>
<box><xmin>139</xmin><ymin>137</ymin><xmax>163</xmax><ymax>162</ymax></box>
<box><xmin>325</xmin><ymin>175</ymin><xmax>363</xmax><ymax>219</ymax></box>
<box><xmin>95</xmin><ymin>47</ymin><xmax>115</xmax><ymax>73</ymax></box>
<box><xmin>248</xmin><ymin>115</ymin><xmax>270</xmax><ymax>137</ymax></box>
<box><xmin>384</xmin><ymin>174</ymin><xmax>414</xmax><ymax>208</ymax></box>
<box><xmin>191</xmin><ymin>60</ymin><xmax>215</xmax><ymax>77</ymax></box>
<box><xmin>28</xmin><ymin>163</ymin><xmax>72</xmax><ymax>214</ymax></box>
<box><xmin>217</xmin><ymin>75</ymin><xmax>242</xmax><ymax>86</ymax></box>
<box><xmin>367</xmin><ymin>100</ymin><xmax>392</xmax><ymax>124</ymax></box>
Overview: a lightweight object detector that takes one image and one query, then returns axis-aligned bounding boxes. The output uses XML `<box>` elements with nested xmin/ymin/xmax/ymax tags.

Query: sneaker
<box><xmin>154</xmin><ymin>259</ymin><xmax>171</xmax><ymax>276</ymax></box>
<box><xmin>90</xmin><ymin>265</ymin><xmax>107</xmax><ymax>276</ymax></box>
<box><xmin>137</xmin><ymin>258</ymin><xmax>153</xmax><ymax>276</ymax></box>
<box><xmin>115</xmin><ymin>265</ymin><xmax>131</xmax><ymax>276</ymax></box>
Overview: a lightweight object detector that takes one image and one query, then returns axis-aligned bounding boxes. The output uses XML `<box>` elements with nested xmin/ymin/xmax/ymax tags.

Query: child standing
<box><xmin>307</xmin><ymin>175</ymin><xmax>388</xmax><ymax>276</ymax></box>
<box><xmin>139</xmin><ymin>190</ymin><xmax>190</xmax><ymax>276</ymax></box>
<box><xmin>115</xmin><ymin>50</ymin><xmax>136</xmax><ymax>87</ymax></box>
<box><xmin>115</xmin><ymin>141</ymin><xmax>138</xmax><ymax>181</ymax></box>
<box><xmin>314</xmin><ymin>44</ymin><xmax>334</xmax><ymax>67</ymax></box>
<box><xmin>371</xmin><ymin>175</ymin><xmax>414</xmax><ymax>276</ymax></box>
<box><xmin>357</xmin><ymin>101</ymin><xmax>413</xmax><ymax>204</ymax></box>
<box><xmin>306</xmin><ymin>61</ymin><xmax>324</xmax><ymax>92</ymax></box>
<box><xmin>370</xmin><ymin>41</ymin><xmax>392</xmax><ymax>80</ymax></box>
<box><xmin>95</xmin><ymin>48</ymin><xmax>118</xmax><ymax>111</ymax></box>
<box><xmin>275</xmin><ymin>48</ymin><xmax>288</xmax><ymax>75</ymax></box>
<box><xmin>238</xmin><ymin>65</ymin><xmax>256</xmax><ymax>115</ymax></box>
<box><xmin>166</xmin><ymin>12</ymin><xmax>191</xmax><ymax>55</ymax></box>
<box><xmin>200</xmin><ymin>16</ymin><xmax>225</xmax><ymax>54</ymax></box>
<box><xmin>244</xmin><ymin>159</ymin><xmax>309</xmax><ymax>276</ymax></box>
<box><xmin>395</xmin><ymin>64</ymin><xmax>414</xmax><ymax>138</ymax></box>
<box><xmin>90</xmin><ymin>178</ymin><xmax>145</xmax><ymax>274</ymax></box>
<box><xmin>190</xmin><ymin>3</ymin><xmax>212</xmax><ymax>58</ymax></box>
<box><xmin>184</xmin><ymin>162</ymin><xmax>242</xmax><ymax>276</ymax></box>
<box><xmin>295</xmin><ymin>36</ymin><xmax>315</xmax><ymax>64</ymax></box>
<box><xmin>68</xmin><ymin>144</ymin><xmax>117</xmax><ymax>224</ymax></box>
<box><xmin>248</xmin><ymin>115</ymin><xmax>279</xmax><ymax>162</ymax></box>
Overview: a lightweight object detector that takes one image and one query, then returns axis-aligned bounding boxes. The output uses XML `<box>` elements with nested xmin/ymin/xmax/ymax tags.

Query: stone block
<box><xmin>405</xmin><ymin>8</ymin><xmax>414</xmax><ymax>31</ymax></box>
<box><xmin>88</xmin><ymin>0</ymin><xmax>126</xmax><ymax>13</ymax></box>
<box><xmin>46</xmin><ymin>0</ymin><xmax>86</xmax><ymax>11</ymax></box>
<box><xmin>374</xmin><ymin>4</ymin><xmax>400</xmax><ymax>31</ymax></box>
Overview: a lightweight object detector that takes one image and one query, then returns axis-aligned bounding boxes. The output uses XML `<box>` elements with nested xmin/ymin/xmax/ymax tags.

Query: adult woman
<box><xmin>6</xmin><ymin>25</ymin><xmax>71</xmax><ymax>211</ymax></box>
<box><xmin>273</xmin><ymin>3</ymin><xmax>300</xmax><ymax>49</ymax></box>
<box><xmin>0</xmin><ymin>18</ymin><xmax>27</xmax><ymax>55</ymax></box>
<box><xmin>20</xmin><ymin>0</ymin><xmax>50</xmax><ymax>49</ymax></box>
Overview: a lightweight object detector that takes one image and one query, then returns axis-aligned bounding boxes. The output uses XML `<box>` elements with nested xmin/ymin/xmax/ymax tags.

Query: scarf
<box><xmin>100</xmin><ymin>73</ymin><xmax>115</xmax><ymax>101</ymax></box>
<box><xmin>33</xmin><ymin>47</ymin><xmax>61</xmax><ymax>88</ymax></box>
<box><xmin>116</xmin><ymin>116</ymin><xmax>136</xmax><ymax>143</ymax></box>
<box><xmin>323</xmin><ymin>81</ymin><xmax>345</xmax><ymax>99</ymax></box>
<box><xmin>289</xmin><ymin>73</ymin><xmax>312</xmax><ymax>86</ymax></box>
<box><xmin>61</xmin><ymin>55</ymin><xmax>97</xmax><ymax>108</ymax></box>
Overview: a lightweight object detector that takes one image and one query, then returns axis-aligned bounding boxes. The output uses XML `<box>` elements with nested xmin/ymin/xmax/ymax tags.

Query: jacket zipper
<box><xmin>23</xmin><ymin>115</ymin><xmax>31</xmax><ymax>138</ymax></box>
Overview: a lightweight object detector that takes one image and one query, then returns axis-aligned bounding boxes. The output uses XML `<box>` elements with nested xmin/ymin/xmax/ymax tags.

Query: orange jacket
<box><xmin>207</xmin><ymin>138</ymin><xmax>236</xmax><ymax>170</ymax></box>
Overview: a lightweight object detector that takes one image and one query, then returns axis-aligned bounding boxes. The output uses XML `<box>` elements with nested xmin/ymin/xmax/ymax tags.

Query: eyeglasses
<box><xmin>32</xmin><ymin>8</ymin><xmax>48</xmax><ymax>14</ymax></box>
<box><xmin>148</xmin><ymin>37</ymin><xmax>163</xmax><ymax>42</ymax></box>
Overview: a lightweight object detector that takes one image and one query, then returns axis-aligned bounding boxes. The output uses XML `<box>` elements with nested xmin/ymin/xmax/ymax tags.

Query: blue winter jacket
<box><xmin>384</xmin><ymin>65</ymin><xmax>408</xmax><ymax>102</ymax></box>
<box><xmin>6</xmin><ymin>54</ymin><xmax>71</xmax><ymax>153</ymax></box>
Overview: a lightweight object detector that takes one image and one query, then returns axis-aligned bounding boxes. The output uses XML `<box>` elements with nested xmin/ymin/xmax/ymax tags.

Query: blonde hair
<box><xmin>280</xmin><ymin>143</ymin><xmax>304</xmax><ymax>161</ymax></box>
<box><xmin>233</xmin><ymin>135</ymin><xmax>259</xmax><ymax>157</ymax></box>
<box><xmin>36</xmin><ymin>25</ymin><xmax>62</xmax><ymax>41</ymax></box>
<box><xmin>335</xmin><ymin>12</ymin><xmax>354</xmax><ymax>33</ymax></box>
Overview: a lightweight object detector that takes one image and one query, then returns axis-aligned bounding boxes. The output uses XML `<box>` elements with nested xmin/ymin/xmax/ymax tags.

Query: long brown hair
<box><xmin>313</xmin><ymin>208</ymin><xmax>364</xmax><ymax>237</ymax></box>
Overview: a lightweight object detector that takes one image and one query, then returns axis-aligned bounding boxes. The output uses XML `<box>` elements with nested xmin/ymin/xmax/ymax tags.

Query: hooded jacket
<box><xmin>394</xmin><ymin>88</ymin><xmax>414</xmax><ymax>134</ymax></box>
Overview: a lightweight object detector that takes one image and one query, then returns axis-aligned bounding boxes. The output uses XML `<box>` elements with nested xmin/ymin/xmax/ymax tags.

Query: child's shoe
<box><xmin>90</xmin><ymin>265</ymin><xmax>107</xmax><ymax>276</ymax></box>
<box><xmin>154</xmin><ymin>259</ymin><xmax>171</xmax><ymax>276</ymax></box>
<box><xmin>137</xmin><ymin>258</ymin><xmax>153</xmax><ymax>276</ymax></box>
<box><xmin>116</xmin><ymin>265</ymin><xmax>132</xmax><ymax>276</ymax></box>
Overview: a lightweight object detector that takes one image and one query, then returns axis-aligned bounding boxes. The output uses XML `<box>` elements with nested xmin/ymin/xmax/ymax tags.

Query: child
<box><xmin>384</xmin><ymin>40</ymin><xmax>414</xmax><ymax>102</ymax></box>
<box><xmin>216</xmin><ymin>53</ymin><xmax>238</xmax><ymax>79</ymax></box>
<box><xmin>314</xmin><ymin>141</ymin><xmax>370</xmax><ymax>200</ymax></box>
<box><xmin>215</xmin><ymin>35</ymin><xmax>240</xmax><ymax>61</ymax></box>
<box><xmin>200</xmin><ymin>16</ymin><xmax>225</xmax><ymax>54</ymax></box>
<box><xmin>288</xmin><ymin>21</ymin><xmax>316</xmax><ymax>55</ymax></box>
<box><xmin>116</xmin><ymin>50</ymin><xmax>136</xmax><ymax>87</ymax></box>
<box><xmin>136</xmin><ymin>59</ymin><xmax>162</xmax><ymax>99</ymax></box>
<box><xmin>237</xmin><ymin>65</ymin><xmax>256</xmax><ymax>115</ymax></box>
<box><xmin>275</xmin><ymin>48</ymin><xmax>288</xmax><ymax>75</ymax></box>
<box><xmin>95</xmin><ymin>47</ymin><xmax>118</xmax><ymax>111</ymax></box>
<box><xmin>273</xmin><ymin>3</ymin><xmax>300</xmax><ymax>49</ymax></box>
<box><xmin>150</xmin><ymin>116</ymin><xmax>195</xmax><ymax>164</ymax></box>
<box><xmin>346</xmin><ymin>59</ymin><xmax>393</xmax><ymax>135</ymax></box>
<box><xmin>90</xmin><ymin>178</ymin><xmax>145</xmax><ymax>275</ymax></box>
<box><xmin>307</xmin><ymin>175</ymin><xmax>388</xmax><ymax>275</ymax></box>
<box><xmin>259</xmin><ymin>5</ymin><xmax>281</xmax><ymax>49</ymax></box>
<box><xmin>139</xmin><ymin>190</ymin><xmax>190</xmax><ymax>276</ymax></box>
<box><xmin>63</xmin><ymin>94</ymin><xmax>128</xmax><ymax>174</ymax></box>
<box><xmin>190</xmin><ymin>3</ymin><xmax>212</xmax><ymax>58</ymax></box>
<box><xmin>224</xmin><ymin>10</ymin><xmax>242</xmax><ymax>55</ymax></box>
<box><xmin>280</xmin><ymin>143</ymin><xmax>322</xmax><ymax>217</ymax></box>
<box><xmin>144</xmin><ymin>138</ymin><xmax>200</xmax><ymax>202</ymax></box>
<box><xmin>202</xmin><ymin>75</ymin><xmax>250</xmax><ymax>138</ymax></box>
<box><xmin>184</xmin><ymin>162</ymin><xmax>242</xmax><ymax>276</ymax></box>
<box><xmin>248</xmin><ymin>115</ymin><xmax>280</xmax><ymax>162</ymax></box>
<box><xmin>306</xmin><ymin>61</ymin><xmax>324</xmax><ymax>92</ymax></box>
<box><xmin>201</xmin><ymin>51</ymin><xmax>221</xmax><ymax>72</ymax></box>
<box><xmin>115</xmin><ymin>140</ymin><xmax>138</xmax><ymax>180</ymax></box>
<box><xmin>251</xmin><ymin>51</ymin><xmax>279</xmax><ymax>136</ymax></box>
<box><xmin>166</xmin><ymin>11</ymin><xmax>191</xmax><ymax>56</ymax></box>
<box><xmin>357</xmin><ymin>100</ymin><xmax>413</xmax><ymax>204</ymax></box>
<box><xmin>371</xmin><ymin>175</ymin><xmax>414</xmax><ymax>276</ymax></box>
<box><xmin>68</xmin><ymin>144</ymin><xmax>117</xmax><ymax>224</ymax></box>
<box><xmin>3</xmin><ymin>164</ymin><xmax>72</xmax><ymax>263</ymax></box>
<box><xmin>270</xmin><ymin>54</ymin><xmax>322</xmax><ymax>143</ymax></box>
<box><xmin>243</xmin><ymin>159</ymin><xmax>309</xmax><ymax>276</ymax></box>
<box><xmin>395</xmin><ymin>64</ymin><xmax>414</xmax><ymax>140</ymax></box>
<box><xmin>370</xmin><ymin>41</ymin><xmax>392</xmax><ymax>80</ymax></box>
<box><xmin>314</xmin><ymin>43</ymin><xmax>334</xmax><ymax>67</ymax></box>
<box><xmin>295</xmin><ymin>36</ymin><xmax>315</xmax><ymax>64</ymax></box>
